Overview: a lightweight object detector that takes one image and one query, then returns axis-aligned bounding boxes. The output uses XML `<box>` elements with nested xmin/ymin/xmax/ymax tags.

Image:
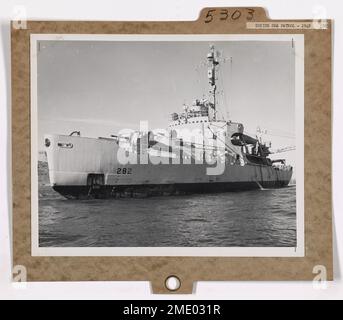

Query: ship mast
<box><xmin>207</xmin><ymin>45</ymin><xmax>219</xmax><ymax>121</ymax></box>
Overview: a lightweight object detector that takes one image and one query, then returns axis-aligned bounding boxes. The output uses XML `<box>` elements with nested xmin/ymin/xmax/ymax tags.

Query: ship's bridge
<box><xmin>169</xmin><ymin>115</ymin><xmax>210</xmax><ymax>127</ymax></box>
<box><xmin>168</xmin><ymin>98</ymin><xmax>213</xmax><ymax>127</ymax></box>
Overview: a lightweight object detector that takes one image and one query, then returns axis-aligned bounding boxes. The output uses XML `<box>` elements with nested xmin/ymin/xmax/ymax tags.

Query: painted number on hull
<box><xmin>116</xmin><ymin>168</ymin><xmax>132</xmax><ymax>175</ymax></box>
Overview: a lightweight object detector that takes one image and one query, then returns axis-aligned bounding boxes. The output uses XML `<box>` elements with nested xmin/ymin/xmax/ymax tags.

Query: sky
<box><xmin>37</xmin><ymin>40</ymin><xmax>296</xmax><ymax>166</ymax></box>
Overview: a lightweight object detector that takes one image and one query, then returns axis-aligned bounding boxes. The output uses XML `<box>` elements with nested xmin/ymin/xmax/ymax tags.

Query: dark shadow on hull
<box><xmin>53</xmin><ymin>180</ymin><xmax>291</xmax><ymax>199</ymax></box>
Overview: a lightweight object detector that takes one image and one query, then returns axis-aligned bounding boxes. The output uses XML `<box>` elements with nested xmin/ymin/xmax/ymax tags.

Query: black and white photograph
<box><xmin>31</xmin><ymin>35</ymin><xmax>304</xmax><ymax>256</ymax></box>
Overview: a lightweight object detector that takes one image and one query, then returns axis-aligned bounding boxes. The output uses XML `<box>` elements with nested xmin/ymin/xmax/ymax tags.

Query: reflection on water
<box><xmin>38</xmin><ymin>185</ymin><xmax>296</xmax><ymax>247</ymax></box>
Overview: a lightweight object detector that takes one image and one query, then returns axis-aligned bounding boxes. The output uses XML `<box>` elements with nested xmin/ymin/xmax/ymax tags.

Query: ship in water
<box><xmin>44</xmin><ymin>45</ymin><xmax>293</xmax><ymax>199</ymax></box>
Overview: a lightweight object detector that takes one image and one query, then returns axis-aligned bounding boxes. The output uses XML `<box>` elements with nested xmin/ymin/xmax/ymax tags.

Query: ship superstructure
<box><xmin>44</xmin><ymin>45</ymin><xmax>293</xmax><ymax>198</ymax></box>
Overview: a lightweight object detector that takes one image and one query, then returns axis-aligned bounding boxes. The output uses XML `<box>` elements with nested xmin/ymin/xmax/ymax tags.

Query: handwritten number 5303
<box><xmin>204</xmin><ymin>8</ymin><xmax>255</xmax><ymax>23</ymax></box>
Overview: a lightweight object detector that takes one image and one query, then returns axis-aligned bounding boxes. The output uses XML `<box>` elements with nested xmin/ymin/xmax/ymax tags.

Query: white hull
<box><xmin>44</xmin><ymin>134</ymin><xmax>293</xmax><ymax>198</ymax></box>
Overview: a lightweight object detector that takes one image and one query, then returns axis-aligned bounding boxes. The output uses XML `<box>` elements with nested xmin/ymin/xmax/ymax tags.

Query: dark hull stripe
<box><xmin>53</xmin><ymin>180</ymin><xmax>292</xmax><ymax>199</ymax></box>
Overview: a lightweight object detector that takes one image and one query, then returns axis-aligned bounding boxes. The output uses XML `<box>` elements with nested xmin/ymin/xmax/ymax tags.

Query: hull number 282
<box><xmin>116</xmin><ymin>167</ymin><xmax>132</xmax><ymax>175</ymax></box>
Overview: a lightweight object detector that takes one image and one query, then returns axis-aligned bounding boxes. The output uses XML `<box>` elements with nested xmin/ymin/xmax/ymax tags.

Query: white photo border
<box><xmin>30</xmin><ymin>34</ymin><xmax>305</xmax><ymax>257</ymax></box>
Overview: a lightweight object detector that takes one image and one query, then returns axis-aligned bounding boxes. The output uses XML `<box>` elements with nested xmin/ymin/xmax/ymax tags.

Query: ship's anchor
<box><xmin>86</xmin><ymin>174</ymin><xmax>105</xmax><ymax>198</ymax></box>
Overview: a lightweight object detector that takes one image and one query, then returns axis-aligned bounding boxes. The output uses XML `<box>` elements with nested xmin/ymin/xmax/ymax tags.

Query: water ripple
<box><xmin>39</xmin><ymin>185</ymin><xmax>297</xmax><ymax>247</ymax></box>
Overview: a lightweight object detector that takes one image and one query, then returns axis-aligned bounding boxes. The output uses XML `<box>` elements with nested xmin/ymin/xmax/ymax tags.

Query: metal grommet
<box><xmin>165</xmin><ymin>275</ymin><xmax>181</xmax><ymax>291</ymax></box>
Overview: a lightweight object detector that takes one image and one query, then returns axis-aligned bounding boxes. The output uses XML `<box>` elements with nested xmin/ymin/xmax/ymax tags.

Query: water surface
<box><xmin>39</xmin><ymin>184</ymin><xmax>296</xmax><ymax>247</ymax></box>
